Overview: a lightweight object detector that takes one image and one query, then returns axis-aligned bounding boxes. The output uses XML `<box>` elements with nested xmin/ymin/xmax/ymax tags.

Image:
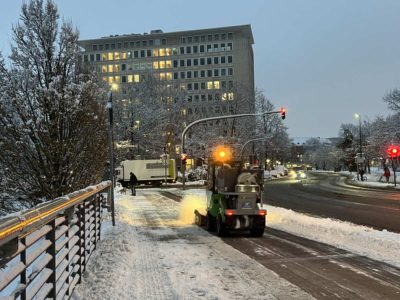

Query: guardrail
<box><xmin>0</xmin><ymin>181</ymin><xmax>112</xmax><ymax>299</ymax></box>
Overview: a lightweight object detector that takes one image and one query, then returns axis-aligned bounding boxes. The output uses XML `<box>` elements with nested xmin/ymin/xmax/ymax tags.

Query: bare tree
<box><xmin>113</xmin><ymin>74</ymin><xmax>188</xmax><ymax>161</ymax></box>
<box><xmin>0</xmin><ymin>0</ymin><xmax>107</xmax><ymax>204</ymax></box>
<box><xmin>383</xmin><ymin>89</ymin><xmax>400</xmax><ymax>112</ymax></box>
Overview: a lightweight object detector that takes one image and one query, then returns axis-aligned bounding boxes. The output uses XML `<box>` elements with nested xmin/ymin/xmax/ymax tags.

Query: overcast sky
<box><xmin>1</xmin><ymin>0</ymin><xmax>399</xmax><ymax>138</ymax></box>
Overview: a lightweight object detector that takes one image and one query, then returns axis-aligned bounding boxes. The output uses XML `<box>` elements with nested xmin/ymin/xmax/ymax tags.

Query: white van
<box><xmin>116</xmin><ymin>159</ymin><xmax>176</xmax><ymax>187</ymax></box>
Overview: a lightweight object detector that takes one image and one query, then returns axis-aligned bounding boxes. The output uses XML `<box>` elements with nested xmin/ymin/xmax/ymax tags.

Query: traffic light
<box><xmin>181</xmin><ymin>152</ymin><xmax>188</xmax><ymax>165</ymax></box>
<box><xmin>280</xmin><ymin>107</ymin><xmax>286</xmax><ymax>120</ymax></box>
<box><xmin>387</xmin><ymin>145</ymin><xmax>400</xmax><ymax>159</ymax></box>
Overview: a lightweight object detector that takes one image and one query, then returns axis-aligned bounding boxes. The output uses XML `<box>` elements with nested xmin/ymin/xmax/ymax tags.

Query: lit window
<box><xmin>108</xmin><ymin>76</ymin><xmax>114</xmax><ymax>83</ymax></box>
<box><xmin>207</xmin><ymin>81</ymin><xmax>213</xmax><ymax>90</ymax></box>
<box><xmin>102</xmin><ymin>65</ymin><xmax>107</xmax><ymax>73</ymax></box>
<box><xmin>114</xmin><ymin>64</ymin><xmax>120</xmax><ymax>72</ymax></box>
<box><xmin>102</xmin><ymin>77</ymin><xmax>107</xmax><ymax>82</ymax></box>
<box><xmin>121</xmin><ymin>52</ymin><xmax>127</xmax><ymax>59</ymax></box>
<box><xmin>159</xmin><ymin>61</ymin><xmax>166</xmax><ymax>69</ymax></box>
<box><xmin>134</xmin><ymin>74</ymin><xmax>140</xmax><ymax>82</ymax></box>
<box><xmin>102</xmin><ymin>53</ymin><xmax>107</xmax><ymax>61</ymax></box>
<box><xmin>114</xmin><ymin>52</ymin><xmax>120</xmax><ymax>60</ymax></box>
<box><xmin>166</xmin><ymin>60</ymin><xmax>172</xmax><ymax>68</ymax></box>
<box><xmin>108</xmin><ymin>65</ymin><xmax>114</xmax><ymax>72</ymax></box>
<box><xmin>128</xmin><ymin>75</ymin><xmax>133</xmax><ymax>83</ymax></box>
<box><xmin>222</xmin><ymin>92</ymin><xmax>234</xmax><ymax>101</ymax></box>
<box><xmin>108</xmin><ymin>52</ymin><xmax>114</xmax><ymax>60</ymax></box>
<box><xmin>115</xmin><ymin>76</ymin><xmax>120</xmax><ymax>83</ymax></box>
<box><xmin>166</xmin><ymin>72</ymin><xmax>172</xmax><ymax>80</ymax></box>
<box><xmin>165</xmin><ymin>48</ymin><xmax>172</xmax><ymax>56</ymax></box>
<box><xmin>160</xmin><ymin>73</ymin><xmax>166</xmax><ymax>80</ymax></box>
<box><xmin>214</xmin><ymin>81</ymin><xmax>220</xmax><ymax>89</ymax></box>
<box><xmin>153</xmin><ymin>49</ymin><xmax>159</xmax><ymax>57</ymax></box>
<box><xmin>153</xmin><ymin>61</ymin><xmax>159</xmax><ymax>69</ymax></box>
<box><xmin>159</xmin><ymin>48</ymin><xmax>165</xmax><ymax>56</ymax></box>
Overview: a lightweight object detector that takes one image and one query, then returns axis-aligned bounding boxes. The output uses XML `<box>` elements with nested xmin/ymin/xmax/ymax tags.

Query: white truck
<box><xmin>115</xmin><ymin>158</ymin><xmax>177</xmax><ymax>187</ymax></box>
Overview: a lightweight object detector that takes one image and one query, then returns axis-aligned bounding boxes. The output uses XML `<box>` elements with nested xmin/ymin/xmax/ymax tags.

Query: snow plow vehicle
<box><xmin>194</xmin><ymin>146</ymin><xmax>266</xmax><ymax>237</ymax></box>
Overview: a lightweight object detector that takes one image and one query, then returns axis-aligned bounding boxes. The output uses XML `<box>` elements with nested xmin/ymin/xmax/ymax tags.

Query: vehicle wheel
<box><xmin>206</xmin><ymin>212</ymin><xmax>216</xmax><ymax>232</ymax></box>
<box><xmin>250</xmin><ymin>227</ymin><xmax>265</xmax><ymax>237</ymax></box>
<box><xmin>216</xmin><ymin>215</ymin><xmax>227</xmax><ymax>237</ymax></box>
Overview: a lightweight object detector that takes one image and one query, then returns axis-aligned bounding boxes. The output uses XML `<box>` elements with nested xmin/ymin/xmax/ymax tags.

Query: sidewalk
<box><xmin>340</xmin><ymin>169</ymin><xmax>400</xmax><ymax>190</ymax></box>
<box><xmin>73</xmin><ymin>189</ymin><xmax>313</xmax><ymax>300</ymax></box>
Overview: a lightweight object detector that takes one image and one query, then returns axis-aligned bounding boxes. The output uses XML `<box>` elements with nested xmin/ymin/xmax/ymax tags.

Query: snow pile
<box><xmin>265</xmin><ymin>205</ymin><xmax>400</xmax><ymax>268</ymax></box>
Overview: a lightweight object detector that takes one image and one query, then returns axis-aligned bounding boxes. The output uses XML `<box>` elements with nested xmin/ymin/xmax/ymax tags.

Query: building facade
<box><xmin>78</xmin><ymin>25</ymin><xmax>255</xmax><ymax>157</ymax></box>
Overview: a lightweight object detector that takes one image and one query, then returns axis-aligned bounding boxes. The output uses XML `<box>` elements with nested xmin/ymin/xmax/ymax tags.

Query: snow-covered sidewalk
<box><xmin>73</xmin><ymin>190</ymin><xmax>313</xmax><ymax>300</ymax></box>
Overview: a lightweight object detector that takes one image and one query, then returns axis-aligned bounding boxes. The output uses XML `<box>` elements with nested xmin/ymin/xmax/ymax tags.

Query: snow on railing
<box><xmin>0</xmin><ymin>181</ymin><xmax>111</xmax><ymax>299</ymax></box>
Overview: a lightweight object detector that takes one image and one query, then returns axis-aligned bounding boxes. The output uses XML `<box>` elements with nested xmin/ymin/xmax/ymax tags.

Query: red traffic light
<box><xmin>387</xmin><ymin>145</ymin><xmax>400</xmax><ymax>158</ymax></box>
<box><xmin>181</xmin><ymin>153</ymin><xmax>188</xmax><ymax>164</ymax></box>
<box><xmin>280</xmin><ymin>107</ymin><xmax>286</xmax><ymax>120</ymax></box>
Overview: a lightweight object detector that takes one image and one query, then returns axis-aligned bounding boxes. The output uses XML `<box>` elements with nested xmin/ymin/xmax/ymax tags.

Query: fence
<box><xmin>0</xmin><ymin>181</ymin><xmax>111</xmax><ymax>299</ymax></box>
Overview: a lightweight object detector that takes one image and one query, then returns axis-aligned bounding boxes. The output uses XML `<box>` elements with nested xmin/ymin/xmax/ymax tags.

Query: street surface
<box><xmin>264</xmin><ymin>172</ymin><xmax>400</xmax><ymax>232</ymax></box>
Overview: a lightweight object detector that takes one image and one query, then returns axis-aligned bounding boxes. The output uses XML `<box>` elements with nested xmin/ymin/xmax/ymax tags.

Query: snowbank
<box><xmin>265</xmin><ymin>205</ymin><xmax>400</xmax><ymax>268</ymax></box>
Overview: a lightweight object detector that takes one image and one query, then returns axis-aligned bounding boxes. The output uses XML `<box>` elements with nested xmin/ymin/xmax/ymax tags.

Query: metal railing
<box><xmin>0</xmin><ymin>181</ymin><xmax>112</xmax><ymax>299</ymax></box>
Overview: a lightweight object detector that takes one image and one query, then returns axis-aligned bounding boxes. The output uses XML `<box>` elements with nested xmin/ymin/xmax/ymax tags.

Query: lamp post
<box><xmin>106</xmin><ymin>91</ymin><xmax>116</xmax><ymax>226</ymax></box>
<box><xmin>354</xmin><ymin>113</ymin><xmax>364</xmax><ymax>181</ymax></box>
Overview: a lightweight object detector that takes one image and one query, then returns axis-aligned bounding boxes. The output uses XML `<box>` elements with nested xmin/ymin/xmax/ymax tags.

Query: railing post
<box><xmin>65</xmin><ymin>216</ymin><xmax>71</xmax><ymax>298</ymax></box>
<box><xmin>45</xmin><ymin>219</ymin><xmax>57</xmax><ymax>298</ymax></box>
<box><xmin>20</xmin><ymin>237</ymin><xmax>27</xmax><ymax>300</ymax></box>
<box><xmin>95</xmin><ymin>194</ymin><xmax>100</xmax><ymax>245</ymax></box>
<box><xmin>78</xmin><ymin>202</ymin><xmax>86</xmax><ymax>283</ymax></box>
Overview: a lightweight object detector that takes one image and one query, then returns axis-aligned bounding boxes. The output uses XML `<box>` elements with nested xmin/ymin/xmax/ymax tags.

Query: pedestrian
<box><xmin>384</xmin><ymin>167</ymin><xmax>391</xmax><ymax>183</ymax></box>
<box><xmin>129</xmin><ymin>172</ymin><xmax>138</xmax><ymax>196</ymax></box>
<box><xmin>359</xmin><ymin>168</ymin><xmax>365</xmax><ymax>181</ymax></box>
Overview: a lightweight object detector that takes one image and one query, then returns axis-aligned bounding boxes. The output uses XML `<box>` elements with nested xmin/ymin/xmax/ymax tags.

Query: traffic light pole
<box><xmin>180</xmin><ymin>110</ymin><xmax>283</xmax><ymax>189</ymax></box>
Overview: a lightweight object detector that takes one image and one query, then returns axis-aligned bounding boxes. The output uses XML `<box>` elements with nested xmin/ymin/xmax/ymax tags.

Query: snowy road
<box><xmin>265</xmin><ymin>172</ymin><xmax>400</xmax><ymax>232</ymax></box>
<box><xmin>73</xmin><ymin>190</ymin><xmax>313</xmax><ymax>300</ymax></box>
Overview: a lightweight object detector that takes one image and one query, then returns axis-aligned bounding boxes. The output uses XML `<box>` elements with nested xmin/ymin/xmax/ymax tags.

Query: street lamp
<box><xmin>354</xmin><ymin>113</ymin><xmax>362</xmax><ymax>155</ymax></box>
<box><xmin>106</xmin><ymin>91</ymin><xmax>116</xmax><ymax>226</ymax></box>
<box><xmin>354</xmin><ymin>113</ymin><xmax>364</xmax><ymax>181</ymax></box>
<box><xmin>135</xmin><ymin>120</ymin><xmax>140</xmax><ymax>155</ymax></box>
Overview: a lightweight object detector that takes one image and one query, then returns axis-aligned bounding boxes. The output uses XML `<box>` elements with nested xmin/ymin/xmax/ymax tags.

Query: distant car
<box><xmin>289</xmin><ymin>169</ymin><xmax>307</xmax><ymax>180</ymax></box>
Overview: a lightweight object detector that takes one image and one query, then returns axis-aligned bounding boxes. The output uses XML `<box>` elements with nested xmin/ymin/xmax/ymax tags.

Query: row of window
<box><xmin>175</xmin><ymin>68</ymin><xmax>234</xmax><ymax>79</ymax></box>
<box><xmin>101</xmin><ymin>56</ymin><xmax>233</xmax><ymax>73</ymax></box>
<box><xmin>173</xmin><ymin>56</ymin><xmax>233</xmax><ymax>68</ymax></box>
<box><xmin>186</xmin><ymin>103</ymin><xmax>234</xmax><ymax>116</ymax></box>
<box><xmin>181</xmin><ymin>32</ymin><xmax>233</xmax><ymax>44</ymax></box>
<box><xmin>85</xmin><ymin>43</ymin><xmax>233</xmax><ymax>62</ymax></box>
<box><xmin>101</xmin><ymin>66</ymin><xmax>234</xmax><ymax>85</ymax></box>
<box><xmin>92</xmin><ymin>38</ymin><xmax>167</xmax><ymax>51</ymax></box>
<box><xmin>90</xmin><ymin>32</ymin><xmax>233</xmax><ymax>51</ymax></box>
<box><xmin>186</xmin><ymin>92</ymin><xmax>234</xmax><ymax>102</ymax></box>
